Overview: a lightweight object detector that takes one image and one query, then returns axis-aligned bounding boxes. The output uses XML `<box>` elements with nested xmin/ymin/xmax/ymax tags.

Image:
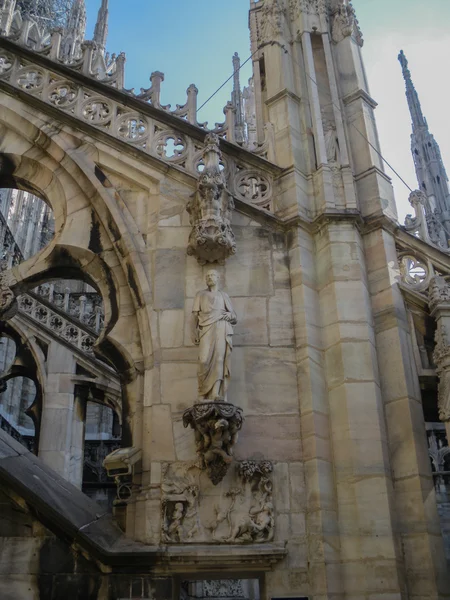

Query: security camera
<box><xmin>103</xmin><ymin>447</ymin><xmax>142</xmax><ymax>478</ymax></box>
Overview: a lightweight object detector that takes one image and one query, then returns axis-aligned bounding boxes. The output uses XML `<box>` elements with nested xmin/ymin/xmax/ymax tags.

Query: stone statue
<box><xmin>323</xmin><ymin>118</ymin><xmax>339</xmax><ymax>164</ymax></box>
<box><xmin>186</xmin><ymin>133</ymin><xmax>236</xmax><ymax>265</ymax></box>
<box><xmin>191</xmin><ymin>270</ymin><xmax>237</xmax><ymax>401</ymax></box>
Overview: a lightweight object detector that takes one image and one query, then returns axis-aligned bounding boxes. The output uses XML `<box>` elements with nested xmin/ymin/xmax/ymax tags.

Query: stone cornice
<box><xmin>342</xmin><ymin>88</ymin><xmax>378</xmax><ymax>109</ymax></box>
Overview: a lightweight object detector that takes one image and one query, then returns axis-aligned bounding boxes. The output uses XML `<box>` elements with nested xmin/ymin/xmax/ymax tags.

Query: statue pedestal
<box><xmin>187</xmin><ymin>218</ymin><xmax>236</xmax><ymax>265</ymax></box>
<box><xmin>183</xmin><ymin>402</ymin><xmax>244</xmax><ymax>485</ymax></box>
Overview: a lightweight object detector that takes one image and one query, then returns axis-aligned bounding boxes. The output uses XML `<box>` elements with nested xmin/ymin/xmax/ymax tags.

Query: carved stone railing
<box><xmin>17</xmin><ymin>291</ymin><xmax>97</xmax><ymax>355</ymax></box>
<box><xmin>0</xmin><ymin>6</ymin><xmax>125</xmax><ymax>88</ymax></box>
<box><xmin>33</xmin><ymin>284</ymin><xmax>104</xmax><ymax>334</ymax></box>
<box><xmin>0</xmin><ymin>411</ymin><xmax>34</xmax><ymax>450</ymax></box>
<box><xmin>0</xmin><ymin>46</ymin><xmax>275</xmax><ymax>210</ymax></box>
<box><xmin>0</xmin><ymin>4</ymin><xmax>275</xmax><ymax>157</ymax></box>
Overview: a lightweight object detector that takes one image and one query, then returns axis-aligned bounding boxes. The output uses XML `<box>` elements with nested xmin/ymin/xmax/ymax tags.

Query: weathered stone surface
<box><xmin>225</xmin><ymin>228</ymin><xmax>274</xmax><ymax>297</ymax></box>
<box><xmin>232</xmin><ymin>297</ymin><xmax>268</xmax><ymax>346</ymax></box>
<box><xmin>229</xmin><ymin>347</ymin><xmax>298</xmax><ymax>414</ymax></box>
<box><xmin>154</xmin><ymin>249</ymin><xmax>186</xmax><ymax>310</ymax></box>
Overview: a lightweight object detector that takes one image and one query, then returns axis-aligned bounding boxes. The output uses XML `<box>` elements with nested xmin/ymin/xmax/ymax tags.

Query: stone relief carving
<box><xmin>0</xmin><ymin>263</ymin><xmax>17</xmax><ymax>321</ymax></box>
<box><xmin>428</xmin><ymin>276</ymin><xmax>450</xmax><ymax>422</ymax></box>
<box><xmin>330</xmin><ymin>1</ymin><xmax>363</xmax><ymax>46</ymax></box>
<box><xmin>433</xmin><ymin>323</ymin><xmax>450</xmax><ymax>422</ymax></box>
<box><xmin>181</xmin><ymin>579</ymin><xmax>248</xmax><ymax>600</ymax></box>
<box><xmin>290</xmin><ymin>0</ymin><xmax>328</xmax><ymax>19</ymax></box>
<box><xmin>161</xmin><ymin>461</ymin><xmax>274</xmax><ymax>544</ymax></box>
<box><xmin>225</xmin><ymin>461</ymin><xmax>274</xmax><ymax>543</ymax></box>
<box><xmin>186</xmin><ymin>135</ymin><xmax>237</xmax><ymax>265</ymax></box>
<box><xmin>429</xmin><ymin>276</ymin><xmax>450</xmax><ymax>313</ymax></box>
<box><xmin>260</xmin><ymin>0</ymin><xmax>286</xmax><ymax>42</ymax></box>
<box><xmin>183</xmin><ymin>402</ymin><xmax>244</xmax><ymax>485</ymax></box>
<box><xmin>203</xmin><ymin>580</ymin><xmax>246</xmax><ymax>598</ymax></box>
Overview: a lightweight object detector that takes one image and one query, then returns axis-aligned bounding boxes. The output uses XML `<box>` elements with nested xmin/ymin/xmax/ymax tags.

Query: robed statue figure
<box><xmin>192</xmin><ymin>270</ymin><xmax>237</xmax><ymax>401</ymax></box>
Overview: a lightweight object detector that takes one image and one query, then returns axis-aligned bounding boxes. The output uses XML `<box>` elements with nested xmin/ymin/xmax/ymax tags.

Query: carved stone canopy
<box><xmin>183</xmin><ymin>402</ymin><xmax>244</xmax><ymax>485</ymax></box>
<box><xmin>186</xmin><ymin>133</ymin><xmax>236</xmax><ymax>265</ymax></box>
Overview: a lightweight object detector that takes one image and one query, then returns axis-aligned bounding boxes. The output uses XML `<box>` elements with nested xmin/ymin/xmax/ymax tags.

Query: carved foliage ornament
<box><xmin>428</xmin><ymin>276</ymin><xmax>450</xmax><ymax>313</ymax></box>
<box><xmin>290</xmin><ymin>0</ymin><xmax>328</xmax><ymax>19</ymax></box>
<box><xmin>428</xmin><ymin>276</ymin><xmax>450</xmax><ymax>423</ymax></box>
<box><xmin>331</xmin><ymin>1</ymin><xmax>363</xmax><ymax>46</ymax></box>
<box><xmin>260</xmin><ymin>0</ymin><xmax>286</xmax><ymax>42</ymax></box>
<box><xmin>186</xmin><ymin>133</ymin><xmax>236</xmax><ymax>265</ymax></box>
<box><xmin>183</xmin><ymin>402</ymin><xmax>244</xmax><ymax>485</ymax></box>
<box><xmin>433</xmin><ymin>323</ymin><xmax>450</xmax><ymax>422</ymax></box>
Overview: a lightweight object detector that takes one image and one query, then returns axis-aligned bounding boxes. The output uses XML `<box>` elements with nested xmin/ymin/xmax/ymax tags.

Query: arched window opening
<box><xmin>0</xmin><ymin>374</ymin><xmax>36</xmax><ymax>451</ymax></box>
<box><xmin>0</xmin><ymin>188</ymin><xmax>54</xmax><ymax>268</ymax></box>
<box><xmin>0</xmin><ymin>328</ymin><xmax>41</xmax><ymax>453</ymax></box>
<box><xmin>83</xmin><ymin>400</ymin><xmax>121</xmax><ymax>511</ymax></box>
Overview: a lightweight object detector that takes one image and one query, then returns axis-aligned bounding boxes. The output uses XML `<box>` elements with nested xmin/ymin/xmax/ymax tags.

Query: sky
<box><xmin>83</xmin><ymin>0</ymin><xmax>450</xmax><ymax>222</ymax></box>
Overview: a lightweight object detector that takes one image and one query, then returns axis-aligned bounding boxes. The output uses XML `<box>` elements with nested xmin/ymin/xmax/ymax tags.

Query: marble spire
<box><xmin>231</xmin><ymin>53</ymin><xmax>245</xmax><ymax>144</ymax></box>
<box><xmin>62</xmin><ymin>0</ymin><xmax>86</xmax><ymax>60</ymax></box>
<box><xmin>93</xmin><ymin>0</ymin><xmax>109</xmax><ymax>54</ymax></box>
<box><xmin>399</xmin><ymin>50</ymin><xmax>450</xmax><ymax>229</ymax></box>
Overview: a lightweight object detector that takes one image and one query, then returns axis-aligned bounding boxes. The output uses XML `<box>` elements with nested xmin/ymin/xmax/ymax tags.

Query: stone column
<box><xmin>316</xmin><ymin>219</ymin><xmax>402</xmax><ymax>599</ymax></box>
<box><xmin>287</xmin><ymin>227</ymin><xmax>343</xmax><ymax>599</ymax></box>
<box><xmin>38</xmin><ymin>340</ymin><xmax>77</xmax><ymax>479</ymax></box>
<box><xmin>364</xmin><ymin>231</ymin><xmax>450</xmax><ymax>597</ymax></box>
<box><xmin>68</xmin><ymin>386</ymin><xmax>87</xmax><ymax>488</ymax></box>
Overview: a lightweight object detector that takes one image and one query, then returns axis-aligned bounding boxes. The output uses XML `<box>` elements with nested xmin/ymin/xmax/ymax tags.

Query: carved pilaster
<box><xmin>429</xmin><ymin>276</ymin><xmax>450</xmax><ymax>422</ymax></box>
<box><xmin>186</xmin><ymin>133</ymin><xmax>236</xmax><ymax>265</ymax></box>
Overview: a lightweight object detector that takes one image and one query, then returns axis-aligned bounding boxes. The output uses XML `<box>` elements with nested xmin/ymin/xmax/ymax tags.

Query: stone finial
<box><xmin>186</xmin><ymin>133</ymin><xmax>236</xmax><ymax>265</ymax></box>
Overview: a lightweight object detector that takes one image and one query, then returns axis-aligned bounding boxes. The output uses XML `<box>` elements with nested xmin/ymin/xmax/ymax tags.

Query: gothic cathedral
<box><xmin>0</xmin><ymin>1</ymin><xmax>448</xmax><ymax>599</ymax></box>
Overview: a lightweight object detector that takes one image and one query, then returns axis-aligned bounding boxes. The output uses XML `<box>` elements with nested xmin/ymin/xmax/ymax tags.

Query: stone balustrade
<box><xmin>18</xmin><ymin>292</ymin><xmax>98</xmax><ymax>355</ymax></box>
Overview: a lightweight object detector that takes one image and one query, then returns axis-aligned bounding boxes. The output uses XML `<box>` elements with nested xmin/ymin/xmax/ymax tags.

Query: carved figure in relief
<box><xmin>183</xmin><ymin>403</ymin><xmax>244</xmax><ymax>485</ymax></box>
<box><xmin>192</xmin><ymin>270</ymin><xmax>237</xmax><ymax>401</ymax></box>
<box><xmin>164</xmin><ymin>501</ymin><xmax>184</xmax><ymax>542</ymax></box>
<box><xmin>0</xmin><ymin>262</ymin><xmax>17</xmax><ymax>321</ymax></box>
